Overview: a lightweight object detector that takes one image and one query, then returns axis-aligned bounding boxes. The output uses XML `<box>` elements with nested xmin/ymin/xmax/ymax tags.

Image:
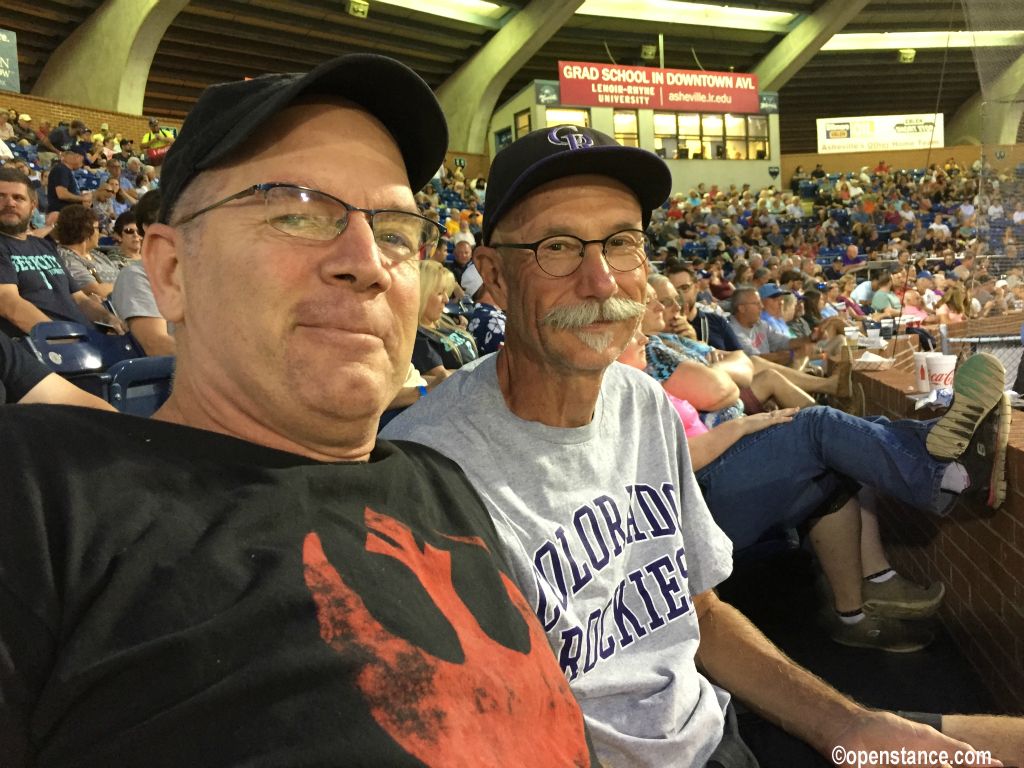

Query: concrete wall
<box><xmin>488</xmin><ymin>84</ymin><xmax>545</xmax><ymax>158</ymax></box>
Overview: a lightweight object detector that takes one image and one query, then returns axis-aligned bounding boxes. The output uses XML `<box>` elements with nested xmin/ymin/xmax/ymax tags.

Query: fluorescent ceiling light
<box><xmin>822</xmin><ymin>31</ymin><xmax>1024</xmax><ymax>51</ymax></box>
<box><xmin>576</xmin><ymin>0</ymin><xmax>796</xmax><ymax>33</ymax></box>
<box><xmin>373</xmin><ymin>0</ymin><xmax>508</xmax><ymax>28</ymax></box>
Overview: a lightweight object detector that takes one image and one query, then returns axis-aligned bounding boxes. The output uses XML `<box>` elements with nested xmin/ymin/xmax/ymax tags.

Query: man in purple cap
<box><xmin>0</xmin><ymin>60</ymin><xmax>594</xmax><ymax>766</ymax></box>
<box><xmin>383</xmin><ymin>125</ymin><xmax>1016</xmax><ymax>766</ymax></box>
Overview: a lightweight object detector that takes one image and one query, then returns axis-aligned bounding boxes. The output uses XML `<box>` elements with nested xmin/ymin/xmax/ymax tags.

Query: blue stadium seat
<box><xmin>25</xmin><ymin>322</ymin><xmax>147</xmax><ymax>399</ymax></box>
<box><xmin>25</xmin><ymin>321</ymin><xmax>104</xmax><ymax>375</ymax></box>
<box><xmin>106</xmin><ymin>355</ymin><xmax>175</xmax><ymax>417</ymax></box>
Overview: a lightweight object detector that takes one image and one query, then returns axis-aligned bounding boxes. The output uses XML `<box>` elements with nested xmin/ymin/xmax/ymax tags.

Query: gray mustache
<box><xmin>541</xmin><ymin>297</ymin><xmax>646</xmax><ymax>330</ymax></box>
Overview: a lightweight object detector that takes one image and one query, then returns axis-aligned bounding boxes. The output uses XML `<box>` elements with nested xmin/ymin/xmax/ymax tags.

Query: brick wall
<box><xmin>856</xmin><ymin>332</ymin><xmax>1024</xmax><ymax>713</ymax></box>
<box><xmin>0</xmin><ymin>90</ymin><xmax>180</xmax><ymax>143</ymax></box>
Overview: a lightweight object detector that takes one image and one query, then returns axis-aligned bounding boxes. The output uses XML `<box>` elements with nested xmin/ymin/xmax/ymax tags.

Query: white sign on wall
<box><xmin>815</xmin><ymin>113</ymin><xmax>944</xmax><ymax>154</ymax></box>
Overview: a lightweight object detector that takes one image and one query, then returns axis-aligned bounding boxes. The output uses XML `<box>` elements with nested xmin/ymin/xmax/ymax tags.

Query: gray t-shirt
<box><xmin>111</xmin><ymin>261</ymin><xmax>162</xmax><ymax>321</ymax></box>
<box><xmin>728</xmin><ymin>316</ymin><xmax>791</xmax><ymax>355</ymax></box>
<box><xmin>383</xmin><ymin>355</ymin><xmax>734</xmax><ymax>768</ymax></box>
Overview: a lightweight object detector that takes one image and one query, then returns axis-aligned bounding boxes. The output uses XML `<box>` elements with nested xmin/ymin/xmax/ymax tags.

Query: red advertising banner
<box><xmin>558</xmin><ymin>61</ymin><xmax>760</xmax><ymax>114</ymax></box>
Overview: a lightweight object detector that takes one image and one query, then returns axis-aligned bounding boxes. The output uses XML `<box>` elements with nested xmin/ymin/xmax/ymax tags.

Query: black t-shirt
<box><xmin>0</xmin><ymin>407</ymin><xmax>594</xmax><ymax>767</ymax></box>
<box><xmin>444</xmin><ymin>261</ymin><xmax>467</xmax><ymax>285</ymax></box>
<box><xmin>47</xmin><ymin>126</ymin><xmax>73</xmax><ymax>151</ymax></box>
<box><xmin>0</xmin><ymin>333</ymin><xmax>48</xmax><ymax>403</ymax></box>
<box><xmin>0</xmin><ymin>234</ymin><xmax>88</xmax><ymax>336</ymax></box>
<box><xmin>693</xmin><ymin>310</ymin><xmax>743</xmax><ymax>351</ymax></box>
<box><xmin>46</xmin><ymin>162</ymin><xmax>80</xmax><ymax>215</ymax></box>
<box><xmin>413</xmin><ymin>326</ymin><xmax>478</xmax><ymax>372</ymax></box>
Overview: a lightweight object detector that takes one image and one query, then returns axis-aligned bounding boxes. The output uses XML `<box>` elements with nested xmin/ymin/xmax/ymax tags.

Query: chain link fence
<box><xmin>938</xmin><ymin>315</ymin><xmax>1023</xmax><ymax>392</ymax></box>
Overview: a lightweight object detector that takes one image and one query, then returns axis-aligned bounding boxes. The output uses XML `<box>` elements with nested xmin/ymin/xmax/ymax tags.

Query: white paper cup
<box><xmin>866</xmin><ymin>327</ymin><xmax>881</xmax><ymax>339</ymax></box>
<box><xmin>926</xmin><ymin>354</ymin><xmax>957</xmax><ymax>390</ymax></box>
<box><xmin>913</xmin><ymin>351</ymin><xmax>931</xmax><ymax>392</ymax></box>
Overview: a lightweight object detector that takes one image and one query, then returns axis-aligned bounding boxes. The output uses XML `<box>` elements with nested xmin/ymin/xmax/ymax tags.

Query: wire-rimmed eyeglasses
<box><xmin>174</xmin><ymin>182</ymin><xmax>442</xmax><ymax>263</ymax></box>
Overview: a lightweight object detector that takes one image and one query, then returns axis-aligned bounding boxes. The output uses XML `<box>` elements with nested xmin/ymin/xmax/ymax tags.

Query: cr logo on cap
<box><xmin>547</xmin><ymin>125</ymin><xmax>594</xmax><ymax>152</ymax></box>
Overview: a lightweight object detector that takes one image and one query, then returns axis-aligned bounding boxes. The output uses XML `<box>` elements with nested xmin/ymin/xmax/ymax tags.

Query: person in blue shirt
<box><xmin>758</xmin><ymin>283</ymin><xmax>793</xmax><ymax>336</ymax></box>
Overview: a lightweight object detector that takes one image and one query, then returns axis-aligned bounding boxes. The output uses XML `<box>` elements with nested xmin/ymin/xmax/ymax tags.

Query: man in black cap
<box><xmin>383</xmin><ymin>125</ymin><xmax>1017</xmax><ymax>766</ymax></box>
<box><xmin>47</xmin><ymin>118</ymin><xmax>91</xmax><ymax>154</ymax></box>
<box><xmin>46</xmin><ymin>147</ymin><xmax>92</xmax><ymax>220</ymax></box>
<box><xmin>0</xmin><ymin>58</ymin><xmax>594</xmax><ymax>767</ymax></box>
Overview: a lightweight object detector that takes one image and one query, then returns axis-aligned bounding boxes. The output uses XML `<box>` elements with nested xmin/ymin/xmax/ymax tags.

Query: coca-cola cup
<box><xmin>926</xmin><ymin>353</ymin><xmax>957</xmax><ymax>391</ymax></box>
<box><xmin>913</xmin><ymin>351</ymin><xmax>931</xmax><ymax>393</ymax></box>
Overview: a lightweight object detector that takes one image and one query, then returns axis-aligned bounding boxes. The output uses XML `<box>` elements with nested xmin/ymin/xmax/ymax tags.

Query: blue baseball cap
<box><xmin>917</xmin><ymin>270</ymin><xmax>933</xmax><ymax>279</ymax></box>
<box><xmin>758</xmin><ymin>284</ymin><xmax>790</xmax><ymax>300</ymax></box>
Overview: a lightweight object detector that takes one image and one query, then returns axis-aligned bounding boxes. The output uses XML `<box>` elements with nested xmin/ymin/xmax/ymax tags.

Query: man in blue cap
<box><xmin>757</xmin><ymin>282</ymin><xmax>793</xmax><ymax>336</ymax></box>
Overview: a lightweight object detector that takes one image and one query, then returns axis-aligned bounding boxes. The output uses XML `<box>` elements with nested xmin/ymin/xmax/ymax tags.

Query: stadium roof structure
<box><xmin>1</xmin><ymin>0</ymin><xmax>1004</xmax><ymax>153</ymax></box>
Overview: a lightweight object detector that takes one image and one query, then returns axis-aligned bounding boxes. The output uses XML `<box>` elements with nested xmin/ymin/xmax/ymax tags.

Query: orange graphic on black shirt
<box><xmin>302</xmin><ymin>507</ymin><xmax>590</xmax><ymax>767</ymax></box>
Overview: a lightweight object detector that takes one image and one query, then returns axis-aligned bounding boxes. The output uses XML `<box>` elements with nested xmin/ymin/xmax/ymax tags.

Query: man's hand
<box><xmin>830</xmin><ymin>710</ymin><xmax>1001</xmax><ymax>767</ymax></box>
<box><xmin>670</xmin><ymin>315</ymin><xmax>697</xmax><ymax>340</ymax></box>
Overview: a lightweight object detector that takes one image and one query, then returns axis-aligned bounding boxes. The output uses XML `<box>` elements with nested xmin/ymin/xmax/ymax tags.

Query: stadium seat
<box><xmin>24</xmin><ymin>322</ymin><xmax>148</xmax><ymax>398</ymax></box>
<box><xmin>106</xmin><ymin>355</ymin><xmax>175</xmax><ymax>416</ymax></box>
<box><xmin>25</xmin><ymin>321</ymin><xmax>104</xmax><ymax>375</ymax></box>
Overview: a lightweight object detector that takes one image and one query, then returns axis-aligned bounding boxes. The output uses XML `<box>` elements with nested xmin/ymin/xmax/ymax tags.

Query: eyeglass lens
<box><xmin>535</xmin><ymin>230</ymin><xmax>648</xmax><ymax>277</ymax></box>
<box><xmin>263</xmin><ymin>185</ymin><xmax>438</xmax><ymax>261</ymax></box>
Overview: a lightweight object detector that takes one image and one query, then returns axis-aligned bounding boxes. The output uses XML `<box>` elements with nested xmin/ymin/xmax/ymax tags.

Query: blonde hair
<box><xmin>418</xmin><ymin>260</ymin><xmax>455</xmax><ymax>322</ymax></box>
<box><xmin>416</xmin><ymin>260</ymin><xmax>478</xmax><ymax>366</ymax></box>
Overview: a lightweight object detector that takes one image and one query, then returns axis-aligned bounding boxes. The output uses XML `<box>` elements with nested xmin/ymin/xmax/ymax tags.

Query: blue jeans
<box><xmin>694</xmin><ymin>406</ymin><xmax>954</xmax><ymax>550</ymax></box>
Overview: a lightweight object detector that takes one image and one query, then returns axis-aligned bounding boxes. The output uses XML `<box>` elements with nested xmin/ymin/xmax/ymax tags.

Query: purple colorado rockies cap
<box><xmin>481</xmin><ymin>124</ymin><xmax>672</xmax><ymax>244</ymax></box>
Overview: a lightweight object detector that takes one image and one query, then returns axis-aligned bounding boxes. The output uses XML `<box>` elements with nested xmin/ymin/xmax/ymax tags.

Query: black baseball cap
<box><xmin>158</xmin><ymin>54</ymin><xmax>447</xmax><ymax>223</ymax></box>
<box><xmin>482</xmin><ymin>124</ymin><xmax>672</xmax><ymax>243</ymax></box>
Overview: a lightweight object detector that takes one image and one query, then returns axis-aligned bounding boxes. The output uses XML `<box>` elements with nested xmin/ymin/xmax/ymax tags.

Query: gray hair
<box><xmin>647</xmin><ymin>273</ymin><xmax>671</xmax><ymax>290</ymax></box>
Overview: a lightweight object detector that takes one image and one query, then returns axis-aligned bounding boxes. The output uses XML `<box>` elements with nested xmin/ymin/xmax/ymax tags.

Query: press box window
<box><xmin>748</xmin><ymin>115</ymin><xmax>770</xmax><ymax>160</ymax></box>
<box><xmin>546</xmin><ymin>108</ymin><xmax>590</xmax><ymax>128</ymax></box>
<box><xmin>653</xmin><ymin>112</ymin><xmax>678</xmax><ymax>158</ymax></box>
<box><xmin>725</xmin><ymin>114</ymin><xmax>748</xmax><ymax>160</ymax></box>
<box><xmin>514</xmin><ymin>110</ymin><xmax>532</xmax><ymax>139</ymax></box>
<box><xmin>613</xmin><ymin>110</ymin><xmax>639</xmax><ymax>147</ymax></box>
<box><xmin>677</xmin><ymin>113</ymin><xmax>702</xmax><ymax>159</ymax></box>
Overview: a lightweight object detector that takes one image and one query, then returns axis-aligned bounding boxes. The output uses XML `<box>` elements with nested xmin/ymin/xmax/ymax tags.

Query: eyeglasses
<box><xmin>490</xmin><ymin>229</ymin><xmax>649</xmax><ymax>277</ymax></box>
<box><xmin>174</xmin><ymin>182</ymin><xmax>443</xmax><ymax>263</ymax></box>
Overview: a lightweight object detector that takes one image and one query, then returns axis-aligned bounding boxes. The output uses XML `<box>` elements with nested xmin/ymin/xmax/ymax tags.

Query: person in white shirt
<box><xmin>929</xmin><ymin>214</ymin><xmax>951</xmax><ymax>240</ymax></box>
